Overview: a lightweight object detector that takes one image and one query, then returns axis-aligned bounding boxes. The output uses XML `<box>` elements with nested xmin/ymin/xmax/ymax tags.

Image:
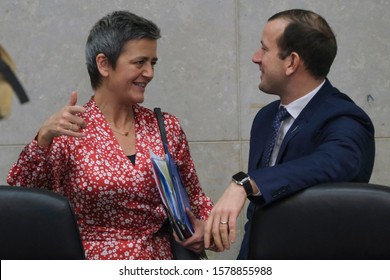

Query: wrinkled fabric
<box><xmin>8</xmin><ymin>97</ymin><xmax>213</xmax><ymax>260</ymax></box>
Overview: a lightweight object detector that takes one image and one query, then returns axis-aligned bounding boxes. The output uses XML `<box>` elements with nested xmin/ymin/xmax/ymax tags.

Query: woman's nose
<box><xmin>142</xmin><ymin>63</ymin><xmax>154</xmax><ymax>79</ymax></box>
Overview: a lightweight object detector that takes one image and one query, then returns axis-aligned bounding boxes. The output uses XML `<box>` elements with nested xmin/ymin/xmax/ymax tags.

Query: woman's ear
<box><xmin>96</xmin><ymin>53</ymin><xmax>109</xmax><ymax>77</ymax></box>
<box><xmin>285</xmin><ymin>52</ymin><xmax>301</xmax><ymax>76</ymax></box>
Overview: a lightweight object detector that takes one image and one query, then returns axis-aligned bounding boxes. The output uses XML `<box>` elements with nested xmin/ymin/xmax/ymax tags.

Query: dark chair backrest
<box><xmin>0</xmin><ymin>185</ymin><xmax>85</xmax><ymax>260</ymax></box>
<box><xmin>248</xmin><ymin>182</ymin><xmax>390</xmax><ymax>259</ymax></box>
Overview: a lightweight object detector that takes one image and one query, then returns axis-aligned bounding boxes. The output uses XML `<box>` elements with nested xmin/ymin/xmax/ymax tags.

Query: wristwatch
<box><xmin>232</xmin><ymin>171</ymin><xmax>253</xmax><ymax>196</ymax></box>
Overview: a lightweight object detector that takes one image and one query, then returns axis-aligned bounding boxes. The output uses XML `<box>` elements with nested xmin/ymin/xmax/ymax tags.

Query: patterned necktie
<box><xmin>261</xmin><ymin>106</ymin><xmax>290</xmax><ymax>167</ymax></box>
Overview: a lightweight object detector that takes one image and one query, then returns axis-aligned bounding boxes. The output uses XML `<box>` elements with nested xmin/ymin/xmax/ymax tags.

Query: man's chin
<box><xmin>258</xmin><ymin>83</ymin><xmax>266</xmax><ymax>93</ymax></box>
<box><xmin>258</xmin><ymin>84</ymin><xmax>274</xmax><ymax>95</ymax></box>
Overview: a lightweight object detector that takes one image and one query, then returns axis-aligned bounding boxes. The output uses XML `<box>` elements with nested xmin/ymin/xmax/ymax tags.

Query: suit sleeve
<box><xmin>248</xmin><ymin>109</ymin><xmax>375</xmax><ymax>207</ymax></box>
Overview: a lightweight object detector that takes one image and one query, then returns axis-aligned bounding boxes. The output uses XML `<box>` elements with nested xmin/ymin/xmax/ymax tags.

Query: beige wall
<box><xmin>1</xmin><ymin>0</ymin><xmax>389</xmax><ymax>259</ymax></box>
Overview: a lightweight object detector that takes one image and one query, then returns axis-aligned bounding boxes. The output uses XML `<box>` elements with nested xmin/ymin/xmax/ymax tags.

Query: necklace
<box><xmin>108</xmin><ymin>123</ymin><xmax>130</xmax><ymax>136</ymax></box>
<box><xmin>111</xmin><ymin>128</ymin><xmax>129</xmax><ymax>136</ymax></box>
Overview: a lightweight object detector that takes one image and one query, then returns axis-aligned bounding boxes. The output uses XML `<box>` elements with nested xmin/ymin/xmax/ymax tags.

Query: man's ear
<box><xmin>285</xmin><ymin>52</ymin><xmax>301</xmax><ymax>76</ymax></box>
<box><xmin>96</xmin><ymin>53</ymin><xmax>110</xmax><ymax>77</ymax></box>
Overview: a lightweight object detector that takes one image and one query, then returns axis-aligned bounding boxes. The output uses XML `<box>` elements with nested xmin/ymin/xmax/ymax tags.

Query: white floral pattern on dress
<box><xmin>7</xmin><ymin>97</ymin><xmax>213</xmax><ymax>260</ymax></box>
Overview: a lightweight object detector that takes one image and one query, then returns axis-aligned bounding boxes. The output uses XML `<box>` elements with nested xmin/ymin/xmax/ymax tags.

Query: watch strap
<box><xmin>232</xmin><ymin>172</ymin><xmax>253</xmax><ymax>196</ymax></box>
<box><xmin>241</xmin><ymin>179</ymin><xmax>253</xmax><ymax>196</ymax></box>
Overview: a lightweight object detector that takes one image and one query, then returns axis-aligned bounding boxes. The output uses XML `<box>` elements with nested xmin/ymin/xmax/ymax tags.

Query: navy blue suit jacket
<box><xmin>238</xmin><ymin>79</ymin><xmax>375</xmax><ymax>259</ymax></box>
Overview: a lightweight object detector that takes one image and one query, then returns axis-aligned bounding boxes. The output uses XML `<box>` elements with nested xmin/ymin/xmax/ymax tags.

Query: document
<box><xmin>150</xmin><ymin>150</ymin><xmax>194</xmax><ymax>241</ymax></box>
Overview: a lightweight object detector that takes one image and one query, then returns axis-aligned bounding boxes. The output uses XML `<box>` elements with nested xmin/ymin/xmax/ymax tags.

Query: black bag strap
<box><xmin>154</xmin><ymin>107</ymin><xmax>169</xmax><ymax>154</ymax></box>
<box><xmin>0</xmin><ymin>56</ymin><xmax>29</xmax><ymax>104</ymax></box>
<box><xmin>153</xmin><ymin>107</ymin><xmax>206</xmax><ymax>260</ymax></box>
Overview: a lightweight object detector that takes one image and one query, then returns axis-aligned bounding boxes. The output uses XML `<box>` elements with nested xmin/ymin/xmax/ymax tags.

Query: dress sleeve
<box><xmin>7</xmin><ymin>135</ymin><xmax>69</xmax><ymax>191</ymax></box>
<box><xmin>164</xmin><ymin>114</ymin><xmax>214</xmax><ymax>221</ymax></box>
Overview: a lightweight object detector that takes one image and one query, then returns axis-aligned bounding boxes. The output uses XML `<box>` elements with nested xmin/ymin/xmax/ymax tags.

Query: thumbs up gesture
<box><xmin>37</xmin><ymin>91</ymin><xmax>87</xmax><ymax>147</ymax></box>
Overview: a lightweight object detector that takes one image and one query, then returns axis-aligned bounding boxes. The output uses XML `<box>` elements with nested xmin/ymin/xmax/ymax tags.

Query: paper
<box><xmin>150</xmin><ymin>149</ymin><xmax>194</xmax><ymax>240</ymax></box>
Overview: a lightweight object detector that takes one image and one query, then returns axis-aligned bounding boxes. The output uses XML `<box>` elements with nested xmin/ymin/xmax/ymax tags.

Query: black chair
<box><xmin>248</xmin><ymin>182</ymin><xmax>390</xmax><ymax>259</ymax></box>
<box><xmin>0</xmin><ymin>185</ymin><xmax>85</xmax><ymax>259</ymax></box>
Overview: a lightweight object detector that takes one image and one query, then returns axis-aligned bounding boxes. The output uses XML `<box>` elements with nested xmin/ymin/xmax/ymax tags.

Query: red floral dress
<box><xmin>7</xmin><ymin>97</ymin><xmax>213</xmax><ymax>260</ymax></box>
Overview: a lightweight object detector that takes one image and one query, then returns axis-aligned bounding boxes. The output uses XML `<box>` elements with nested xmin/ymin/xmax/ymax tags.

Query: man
<box><xmin>204</xmin><ymin>9</ymin><xmax>375</xmax><ymax>259</ymax></box>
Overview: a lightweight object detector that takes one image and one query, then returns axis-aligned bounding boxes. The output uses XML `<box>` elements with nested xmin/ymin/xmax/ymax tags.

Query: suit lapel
<box><xmin>275</xmin><ymin>118</ymin><xmax>306</xmax><ymax>163</ymax></box>
<box><xmin>275</xmin><ymin>79</ymin><xmax>335</xmax><ymax>164</ymax></box>
<box><xmin>250</xmin><ymin>80</ymin><xmax>338</xmax><ymax>168</ymax></box>
<box><xmin>249</xmin><ymin>103</ymin><xmax>280</xmax><ymax>170</ymax></box>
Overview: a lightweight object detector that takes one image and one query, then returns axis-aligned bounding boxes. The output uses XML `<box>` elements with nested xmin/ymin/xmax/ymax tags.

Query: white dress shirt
<box><xmin>268</xmin><ymin>80</ymin><xmax>325</xmax><ymax>166</ymax></box>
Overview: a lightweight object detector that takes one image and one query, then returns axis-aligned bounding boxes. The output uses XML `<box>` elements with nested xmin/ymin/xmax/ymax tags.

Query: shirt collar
<box><xmin>282</xmin><ymin>80</ymin><xmax>325</xmax><ymax>119</ymax></box>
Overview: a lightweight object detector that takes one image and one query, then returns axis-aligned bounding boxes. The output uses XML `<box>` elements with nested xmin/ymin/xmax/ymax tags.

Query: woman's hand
<box><xmin>174</xmin><ymin>208</ymin><xmax>206</xmax><ymax>254</ymax></box>
<box><xmin>37</xmin><ymin>91</ymin><xmax>87</xmax><ymax>147</ymax></box>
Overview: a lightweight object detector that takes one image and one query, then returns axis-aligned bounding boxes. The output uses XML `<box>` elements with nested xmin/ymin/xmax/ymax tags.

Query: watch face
<box><xmin>233</xmin><ymin>171</ymin><xmax>248</xmax><ymax>182</ymax></box>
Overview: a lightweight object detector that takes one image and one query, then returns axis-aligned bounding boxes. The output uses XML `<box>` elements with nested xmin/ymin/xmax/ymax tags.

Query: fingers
<box><xmin>58</xmin><ymin>122</ymin><xmax>84</xmax><ymax>139</ymax></box>
<box><xmin>64</xmin><ymin>123</ymin><xmax>80</xmax><ymax>133</ymax></box>
<box><xmin>56</xmin><ymin>108</ymin><xmax>86</xmax><ymax>135</ymax></box>
<box><xmin>37</xmin><ymin>91</ymin><xmax>86</xmax><ymax>147</ymax></box>
<box><xmin>211</xmin><ymin>214</ymin><xmax>231</xmax><ymax>251</ymax></box>
<box><xmin>66</xmin><ymin>91</ymin><xmax>87</xmax><ymax>125</ymax></box>
<box><xmin>180</xmin><ymin>237</ymin><xmax>204</xmax><ymax>254</ymax></box>
<box><xmin>68</xmin><ymin>91</ymin><xmax>78</xmax><ymax>106</ymax></box>
<box><xmin>178</xmin><ymin>209</ymin><xmax>206</xmax><ymax>253</ymax></box>
<box><xmin>66</xmin><ymin>91</ymin><xmax>86</xmax><ymax>121</ymax></box>
<box><xmin>65</xmin><ymin>111</ymin><xmax>87</xmax><ymax>130</ymax></box>
<box><xmin>204</xmin><ymin>182</ymin><xmax>247</xmax><ymax>252</ymax></box>
<box><xmin>204</xmin><ymin>216</ymin><xmax>224</xmax><ymax>252</ymax></box>
<box><xmin>204</xmin><ymin>213</ymin><xmax>213</xmax><ymax>248</ymax></box>
<box><xmin>219</xmin><ymin>218</ymin><xmax>231</xmax><ymax>249</ymax></box>
<box><xmin>227</xmin><ymin>216</ymin><xmax>237</xmax><ymax>245</ymax></box>
<box><xmin>205</xmin><ymin>211</ymin><xmax>228</xmax><ymax>251</ymax></box>
<box><xmin>62</xmin><ymin>91</ymin><xmax>87</xmax><ymax>133</ymax></box>
<box><xmin>186</xmin><ymin>208</ymin><xmax>198</xmax><ymax>227</ymax></box>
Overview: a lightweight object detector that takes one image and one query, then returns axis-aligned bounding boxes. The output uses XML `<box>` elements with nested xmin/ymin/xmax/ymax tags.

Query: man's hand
<box><xmin>204</xmin><ymin>182</ymin><xmax>247</xmax><ymax>252</ymax></box>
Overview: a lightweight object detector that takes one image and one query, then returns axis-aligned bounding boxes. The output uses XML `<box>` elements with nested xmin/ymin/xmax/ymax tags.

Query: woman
<box><xmin>7</xmin><ymin>10</ymin><xmax>213</xmax><ymax>260</ymax></box>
